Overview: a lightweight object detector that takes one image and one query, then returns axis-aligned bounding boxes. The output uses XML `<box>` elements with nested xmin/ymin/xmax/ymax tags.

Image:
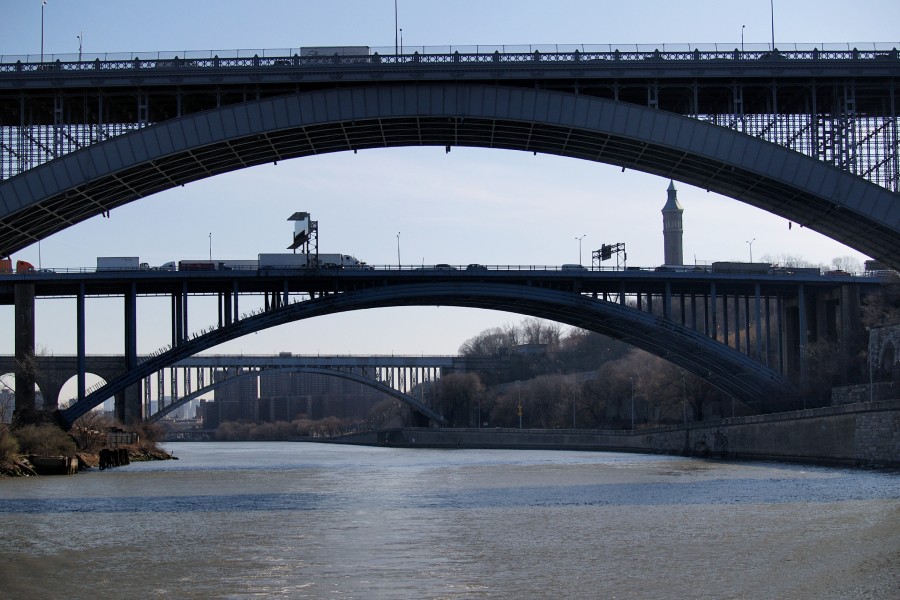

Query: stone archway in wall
<box><xmin>56</xmin><ymin>373</ymin><xmax>111</xmax><ymax>414</ymax></box>
<box><xmin>0</xmin><ymin>371</ymin><xmax>45</xmax><ymax>421</ymax></box>
<box><xmin>2</xmin><ymin>84</ymin><xmax>899</xmax><ymax>267</ymax></box>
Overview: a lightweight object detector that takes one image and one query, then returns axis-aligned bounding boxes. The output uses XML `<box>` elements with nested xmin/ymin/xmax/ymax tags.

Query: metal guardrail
<box><xmin>2</xmin><ymin>43</ymin><xmax>898</xmax><ymax>72</ymax></box>
<box><xmin>0</xmin><ymin>264</ymin><xmax>887</xmax><ymax>278</ymax></box>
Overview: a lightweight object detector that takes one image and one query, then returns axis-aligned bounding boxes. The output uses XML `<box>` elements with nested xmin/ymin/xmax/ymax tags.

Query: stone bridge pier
<box><xmin>0</xmin><ymin>352</ymin><xmax>140</xmax><ymax>423</ymax></box>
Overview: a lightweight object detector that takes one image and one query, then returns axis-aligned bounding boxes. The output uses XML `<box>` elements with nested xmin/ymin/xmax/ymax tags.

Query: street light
<box><xmin>741</xmin><ymin>25</ymin><xmax>745</xmax><ymax>52</ymax></box>
<box><xmin>396</xmin><ymin>232</ymin><xmax>401</xmax><ymax>268</ymax></box>
<box><xmin>208</xmin><ymin>233</ymin><xmax>212</xmax><ymax>261</ymax></box>
<box><xmin>41</xmin><ymin>1</ymin><xmax>47</xmax><ymax>64</ymax></box>
<box><xmin>746</xmin><ymin>238</ymin><xmax>755</xmax><ymax>262</ymax></box>
<box><xmin>576</xmin><ymin>234</ymin><xmax>587</xmax><ymax>265</ymax></box>
<box><xmin>770</xmin><ymin>0</ymin><xmax>776</xmax><ymax>51</ymax></box>
<box><xmin>77</xmin><ymin>31</ymin><xmax>82</xmax><ymax>62</ymax></box>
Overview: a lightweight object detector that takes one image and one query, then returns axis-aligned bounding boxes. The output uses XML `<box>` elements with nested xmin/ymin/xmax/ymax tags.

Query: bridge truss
<box><xmin>1</xmin><ymin>46</ymin><xmax>898</xmax><ymax>190</ymax></box>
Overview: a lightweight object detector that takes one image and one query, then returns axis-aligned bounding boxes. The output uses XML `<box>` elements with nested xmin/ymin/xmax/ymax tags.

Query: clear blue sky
<box><xmin>2</xmin><ymin>0</ymin><xmax>899</xmax><ymax>371</ymax></box>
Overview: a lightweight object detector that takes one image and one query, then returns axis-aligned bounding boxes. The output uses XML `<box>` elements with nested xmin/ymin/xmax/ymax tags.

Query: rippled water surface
<box><xmin>0</xmin><ymin>442</ymin><xmax>897</xmax><ymax>599</ymax></box>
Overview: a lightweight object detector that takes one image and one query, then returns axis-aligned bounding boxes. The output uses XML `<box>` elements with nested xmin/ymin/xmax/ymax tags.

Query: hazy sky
<box><xmin>2</xmin><ymin>0</ymin><xmax>899</xmax><ymax>368</ymax></box>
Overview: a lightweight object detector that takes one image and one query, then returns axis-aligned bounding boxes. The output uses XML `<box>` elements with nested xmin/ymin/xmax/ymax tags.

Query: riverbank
<box><xmin>0</xmin><ymin>445</ymin><xmax>177</xmax><ymax>477</ymax></box>
<box><xmin>330</xmin><ymin>399</ymin><xmax>900</xmax><ymax>469</ymax></box>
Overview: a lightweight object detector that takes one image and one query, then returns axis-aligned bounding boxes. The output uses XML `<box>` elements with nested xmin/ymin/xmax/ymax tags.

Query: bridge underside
<box><xmin>2</xmin><ymin>84</ymin><xmax>899</xmax><ymax>267</ymax></box>
<box><xmin>58</xmin><ymin>282</ymin><xmax>794</xmax><ymax>429</ymax></box>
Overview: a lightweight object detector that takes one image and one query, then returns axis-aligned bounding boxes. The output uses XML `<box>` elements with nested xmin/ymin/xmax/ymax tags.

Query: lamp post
<box><xmin>77</xmin><ymin>31</ymin><xmax>82</xmax><ymax>62</ymax></box>
<box><xmin>400</xmin><ymin>28</ymin><xmax>403</xmax><ymax>54</ymax></box>
<box><xmin>576</xmin><ymin>234</ymin><xmax>587</xmax><ymax>265</ymax></box>
<box><xmin>396</xmin><ymin>232</ymin><xmax>401</xmax><ymax>268</ymax></box>
<box><xmin>770</xmin><ymin>0</ymin><xmax>776</xmax><ymax>51</ymax></box>
<box><xmin>41</xmin><ymin>1</ymin><xmax>47</xmax><ymax>64</ymax></box>
<box><xmin>746</xmin><ymin>238</ymin><xmax>755</xmax><ymax>262</ymax></box>
<box><xmin>208</xmin><ymin>233</ymin><xmax>212</xmax><ymax>261</ymax></box>
<box><xmin>741</xmin><ymin>25</ymin><xmax>745</xmax><ymax>52</ymax></box>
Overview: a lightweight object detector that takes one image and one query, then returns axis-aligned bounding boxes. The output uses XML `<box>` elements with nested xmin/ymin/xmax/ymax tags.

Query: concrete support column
<box><xmin>77</xmin><ymin>282</ymin><xmax>86</xmax><ymax>401</ymax></box>
<box><xmin>14</xmin><ymin>283</ymin><xmax>35</xmax><ymax>415</ymax></box>
<box><xmin>798</xmin><ymin>285</ymin><xmax>808</xmax><ymax>384</ymax></box>
<box><xmin>172</xmin><ymin>292</ymin><xmax>182</xmax><ymax>347</ymax></box>
<box><xmin>754</xmin><ymin>284</ymin><xmax>762</xmax><ymax>360</ymax></box>
<box><xmin>722</xmin><ymin>292</ymin><xmax>729</xmax><ymax>346</ymax></box>
<box><xmin>120</xmin><ymin>282</ymin><xmax>141</xmax><ymax>424</ymax></box>
<box><xmin>663</xmin><ymin>282</ymin><xmax>671</xmax><ymax>320</ymax></box>
<box><xmin>840</xmin><ymin>284</ymin><xmax>863</xmax><ymax>368</ymax></box>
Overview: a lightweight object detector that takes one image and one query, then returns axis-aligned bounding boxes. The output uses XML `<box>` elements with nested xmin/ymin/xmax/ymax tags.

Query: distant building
<box><xmin>662</xmin><ymin>180</ymin><xmax>684</xmax><ymax>266</ymax></box>
<box><xmin>214</xmin><ymin>368</ymin><xmax>258</xmax><ymax>422</ymax></box>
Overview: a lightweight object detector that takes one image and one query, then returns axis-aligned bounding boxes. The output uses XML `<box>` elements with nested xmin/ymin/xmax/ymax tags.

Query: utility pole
<box><xmin>41</xmin><ymin>1</ymin><xmax>47</xmax><ymax>64</ymax></box>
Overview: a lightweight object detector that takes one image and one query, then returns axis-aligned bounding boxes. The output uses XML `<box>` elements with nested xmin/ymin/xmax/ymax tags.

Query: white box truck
<box><xmin>97</xmin><ymin>257</ymin><xmax>146</xmax><ymax>271</ymax></box>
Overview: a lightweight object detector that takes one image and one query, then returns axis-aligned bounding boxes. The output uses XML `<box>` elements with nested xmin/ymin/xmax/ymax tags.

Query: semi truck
<box><xmin>97</xmin><ymin>257</ymin><xmax>149</xmax><ymax>271</ymax></box>
<box><xmin>258</xmin><ymin>253</ymin><xmax>363</xmax><ymax>269</ymax></box>
<box><xmin>0</xmin><ymin>258</ymin><xmax>34</xmax><ymax>274</ymax></box>
<box><xmin>300</xmin><ymin>46</ymin><xmax>369</xmax><ymax>57</ymax></box>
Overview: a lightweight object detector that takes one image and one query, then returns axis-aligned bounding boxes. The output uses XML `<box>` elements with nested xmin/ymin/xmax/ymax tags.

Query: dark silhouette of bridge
<box><xmin>0</xmin><ymin>265</ymin><xmax>882</xmax><ymax>428</ymax></box>
<box><xmin>1</xmin><ymin>46</ymin><xmax>899</xmax><ymax>266</ymax></box>
<box><xmin>1</xmin><ymin>44</ymin><xmax>897</xmax><ymax>428</ymax></box>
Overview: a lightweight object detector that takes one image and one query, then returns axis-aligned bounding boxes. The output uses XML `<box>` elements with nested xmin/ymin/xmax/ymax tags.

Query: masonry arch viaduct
<box><xmin>2</xmin><ymin>83</ymin><xmax>899</xmax><ymax>268</ymax></box>
<box><xmin>57</xmin><ymin>282</ymin><xmax>795</xmax><ymax>429</ymax></box>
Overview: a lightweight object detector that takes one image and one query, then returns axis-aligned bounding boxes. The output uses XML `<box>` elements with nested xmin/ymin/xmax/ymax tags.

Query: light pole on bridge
<box><xmin>40</xmin><ymin>1</ymin><xmax>47</xmax><ymax>64</ymax></box>
<box><xmin>396</xmin><ymin>232</ymin><xmax>401</xmax><ymax>268</ymax></box>
<box><xmin>576</xmin><ymin>234</ymin><xmax>587</xmax><ymax>265</ymax></box>
<box><xmin>746</xmin><ymin>238</ymin><xmax>755</xmax><ymax>263</ymax></box>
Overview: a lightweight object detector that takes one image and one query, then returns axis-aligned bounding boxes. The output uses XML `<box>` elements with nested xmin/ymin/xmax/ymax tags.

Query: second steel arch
<box><xmin>1</xmin><ymin>83</ymin><xmax>899</xmax><ymax>267</ymax></box>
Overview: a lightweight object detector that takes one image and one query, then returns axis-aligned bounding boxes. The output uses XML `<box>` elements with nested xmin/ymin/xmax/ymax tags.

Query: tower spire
<box><xmin>662</xmin><ymin>180</ymin><xmax>684</xmax><ymax>266</ymax></box>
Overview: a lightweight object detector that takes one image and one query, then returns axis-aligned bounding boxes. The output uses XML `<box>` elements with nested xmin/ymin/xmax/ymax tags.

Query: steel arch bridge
<box><xmin>147</xmin><ymin>366</ymin><xmax>445</xmax><ymax>426</ymax></box>
<box><xmin>1</xmin><ymin>46</ymin><xmax>899</xmax><ymax>266</ymax></box>
<box><xmin>57</xmin><ymin>282</ymin><xmax>795</xmax><ymax>429</ymax></box>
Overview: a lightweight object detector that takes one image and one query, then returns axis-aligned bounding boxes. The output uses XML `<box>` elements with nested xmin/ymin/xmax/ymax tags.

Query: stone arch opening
<box><xmin>58</xmin><ymin>373</ymin><xmax>111</xmax><ymax>413</ymax></box>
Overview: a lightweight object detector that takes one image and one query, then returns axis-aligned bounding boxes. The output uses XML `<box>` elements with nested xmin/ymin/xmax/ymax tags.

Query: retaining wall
<box><xmin>335</xmin><ymin>400</ymin><xmax>900</xmax><ymax>468</ymax></box>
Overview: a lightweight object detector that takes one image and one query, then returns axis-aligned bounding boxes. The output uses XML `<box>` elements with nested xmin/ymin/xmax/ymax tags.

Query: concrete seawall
<box><xmin>333</xmin><ymin>399</ymin><xmax>900</xmax><ymax>468</ymax></box>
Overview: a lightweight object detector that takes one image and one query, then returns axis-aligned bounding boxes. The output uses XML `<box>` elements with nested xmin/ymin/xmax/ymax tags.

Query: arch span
<box><xmin>58</xmin><ymin>282</ymin><xmax>794</xmax><ymax>428</ymax></box>
<box><xmin>149</xmin><ymin>366</ymin><xmax>444</xmax><ymax>425</ymax></box>
<box><xmin>2</xmin><ymin>83</ymin><xmax>899</xmax><ymax>266</ymax></box>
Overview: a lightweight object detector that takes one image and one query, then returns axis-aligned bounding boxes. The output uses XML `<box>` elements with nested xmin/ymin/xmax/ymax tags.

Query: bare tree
<box><xmin>831</xmin><ymin>255</ymin><xmax>863</xmax><ymax>274</ymax></box>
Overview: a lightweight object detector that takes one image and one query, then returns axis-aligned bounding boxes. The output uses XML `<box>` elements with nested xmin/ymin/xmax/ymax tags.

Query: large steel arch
<box><xmin>2</xmin><ymin>83</ymin><xmax>899</xmax><ymax>266</ymax></box>
<box><xmin>147</xmin><ymin>366</ymin><xmax>444</xmax><ymax>425</ymax></box>
<box><xmin>58</xmin><ymin>282</ymin><xmax>794</xmax><ymax>429</ymax></box>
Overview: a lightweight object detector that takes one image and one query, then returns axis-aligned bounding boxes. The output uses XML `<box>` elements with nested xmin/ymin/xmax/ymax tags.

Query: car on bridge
<box><xmin>561</xmin><ymin>264</ymin><xmax>587</xmax><ymax>271</ymax></box>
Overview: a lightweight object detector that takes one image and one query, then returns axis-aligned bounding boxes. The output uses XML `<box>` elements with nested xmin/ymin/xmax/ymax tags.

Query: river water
<box><xmin>0</xmin><ymin>442</ymin><xmax>897</xmax><ymax>599</ymax></box>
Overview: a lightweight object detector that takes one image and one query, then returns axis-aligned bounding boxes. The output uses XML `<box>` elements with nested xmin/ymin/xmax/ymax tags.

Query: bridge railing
<box><xmin>2</xmin><ymin>42</ymin><xmax>898</xmax><ymax>71</ymax></box>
